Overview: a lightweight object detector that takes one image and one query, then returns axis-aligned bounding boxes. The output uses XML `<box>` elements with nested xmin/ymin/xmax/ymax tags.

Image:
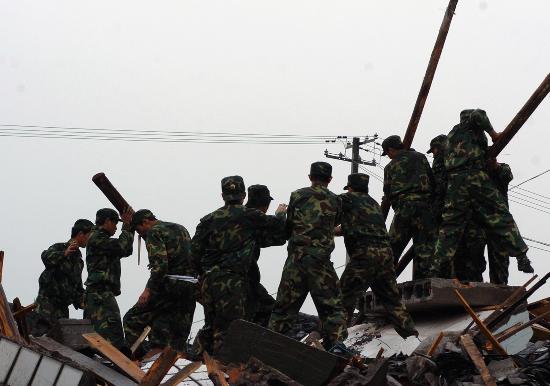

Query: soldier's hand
<box><xmin>120</xmin><ymin>207</ymin><xmax>133</xmax><ymax>226</ymax></box>
<box><xmin>334</xmin><ymin>225</ymin><xmax>343</xmax><ymax>237</ymax></box>
<box><xmin>64</xmin><ymin>241</ymin><xmax>79</xmax><ymax>256</ymax></box>
<box><xmin>275</xmin><ymin>203</ymin><xmax>288</xmax><ymax>215</ymax></box>
<box><xmin>138</xmin><ymin>288</ymin><xmax>151</xmax><ymax>306</ymax></box>
<box><xmin>489</xmin><ymin>130</ymin><xmax>502</xmax><ymax>143</ymax></box>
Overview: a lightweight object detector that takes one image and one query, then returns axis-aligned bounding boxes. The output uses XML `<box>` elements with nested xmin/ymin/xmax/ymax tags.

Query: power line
<box><xmin>514</xmin><ymin>187</ymin><xmax>550</xmax><ymax>202</ymax></box>
<box><xmin>509</xmin><ymin>198</ymin><xmax>550</xmax><ymax>215</ymax></box>
<box><xmin>508</xmin><ymin>192</ymin><xmax>550</xmax><ymax>210</ymax></box>
<box><xmin>526</xmin><ymin>243</ymin><xmax>550</xmax><ymax>254</ymax></box>
<box><xmin>509</xmin><ymin>169</ymin><xmax>550</xmax><ymax>190</ymax></box>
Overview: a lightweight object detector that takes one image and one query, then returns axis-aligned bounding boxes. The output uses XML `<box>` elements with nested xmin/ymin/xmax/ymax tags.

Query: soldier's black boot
<box><xmin>517</xmin><ymin>254</ymin><xmax>534</xmax><ymax>274</ymax></box>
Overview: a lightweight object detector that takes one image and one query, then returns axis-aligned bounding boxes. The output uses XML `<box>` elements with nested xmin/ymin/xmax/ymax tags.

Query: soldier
<box><xmin>244</xmin><ymin>185</ymin><xmax>287</xmax><ymax>326</ymax></box>
<box><xmin>382</xmin><ymin>135</ymin><xmax>437</xmax><ymax>279</ymax></box>
<box><xmin>191</xmin><ymin>176</ymin><xmax>286</xmax><ymax>353</ymax></box>
<box><xmin>123</xmin><ymin>209</ymin><xmax>196</xmax><ymax>355</ymax></box>
<box><xmin>434</xmin><ymin>109</ymin><xmax>533</xmax><ymax>278</ymax></box>
<box><xmin>337</xmin><ymin>173</ymin><xmax>418</xmax><ymax>338</ymax></box>
<box><xmin>85</xmin><ymin>208</ymin><xmax>134</xmax><ymax>353</ymax></box>
<box><xmin>428</xmin><ymin>135</ymin><xmax>487</xmax><ymax>282</ymax></box>
<box><xmin>486</xmin><ymin>158</ymin><xmax>514</xmax><ymax>284</ymax></box>
<box><xmin>268</xmin><ymin>162</ymin><xmax>348</xmax><ymax>351</ymax></box>
<box><xmin>34</xmin><ymin>219</ymin><xmax>94</xmax><ymax>334</ymax></box>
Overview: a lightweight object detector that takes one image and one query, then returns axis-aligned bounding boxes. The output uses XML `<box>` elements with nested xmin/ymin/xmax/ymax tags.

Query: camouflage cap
<box><xmin>309</xmin><ymin>161</ymin><xmax>332</xmax><ymax>178</ymax></box>
<box><xmin>343</xmin><ymin>173</ymin><xmax>369</xmax><ymax>192</ymax></box>
<box><xmin>381</xmin><ymin>135</ymin><xmax>403</xmax><ymax>156</ymax></box>
<box><xmin>427</xmin><ymin>134</ymin><xmax>448</xmax><ymax>154</ymax></box>
<box><xmin>95</xmin><ymin>208</ymin><xmax>121</xmax><ymax>224</ymax></box>
<box><xmin>72</xmin><ymin>219</ymin><xmax>94</xmax><ymax>234</ymax></box>
<box><xmin>221</xmin><ymin>175</ymin><xmax>246</xmax><ymax>201</ymax></box>
<box><xmin>247</xmin><ymin>184</ymin><xmax>273</xmax><ymax>205</ymax></box>
<box><xmin>460</xmin><ymin>109</ymin><xmax>494</xmax><ymax>132</ymax></box>
<box><xmin>130</xmin><ymin>209</ymin><xmax>156</xmax><ymax>230</ymax></box>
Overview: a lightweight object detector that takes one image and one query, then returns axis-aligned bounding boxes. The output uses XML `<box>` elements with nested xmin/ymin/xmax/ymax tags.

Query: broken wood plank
<box><xmin>161</xmin><ymin>361</ymin><xmax>201</xmax><ymax>386</ymax></box>
<box><xmin>131</xmin><ymin>325</ymin><xmax>151</xmax><ymax>354</ymax></box>
<box><xmin>496</xmin><ymin>310</ymin><xmax>550</xmax><ymax>343</ymax></box>
<box><xmin>204</xmin><ymin>351</ymin><xmax>228</xmax><ymax>386</ymax></box>
<box><xmin>32</xmin><ymin>336</ymin><xmax>138</xmax><ymax>386</ymax></box>
<box><xmin>0</xmin><ymin>284</ymin><xmax>23</xmax><ymax>342</ymax></box>
<box><xmin>427</xmin><ymin>332</ymin><xmax>444</xmax><ymax>357</ymax></box>
<box><xmin>454</xmin><ymin>289</ymin><xmax>508</xmax><ymax>356</ymax></box>
<box><xmin>12</xmin><ymin>302</ymin><xmax>37</xmax><ymax>318</ymax></box>
<box><xmin>218</xmin><ymin>319</ymin><xmax>346</xmax><ymax>386</ymax></box>
<box><xmin>82</xmin><ymin>332</ymin><xmax>145</xmax><ymax>382</ymax></box>
<box><xmin>12</xmin><ymin>297</ymin><xmax>30</xmax><ymax>342</ymax></box>
<box><xmin>460</xmin><ymin>334</ymin><xmax>497</xmax><ymax>386</ymax></box>
<box><xmin>140</xmin><ymin>346</ymin><xmax>179</xmax><ymax>386</ymax></box>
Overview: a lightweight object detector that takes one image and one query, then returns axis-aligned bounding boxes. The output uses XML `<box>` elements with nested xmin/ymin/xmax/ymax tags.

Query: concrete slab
<box><xmin>362</xmin><ymin>279</ymin><xmax>522</xmax><ymax>312</ymax></box>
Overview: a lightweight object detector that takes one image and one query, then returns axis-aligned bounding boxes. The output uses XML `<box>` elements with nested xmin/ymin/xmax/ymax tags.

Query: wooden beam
<box><xmin>161</xmin><ymin>362</ymin><xmax>202</xmax><ymax>386</ymax></box>
<box><xmin>0</xmin><ymin>284</ymin><xmax>23</xmax><ymax>342</ymax></box>
<box><xmin>12</xmin><ymin>302</ymin><xmax>37</xmax><ymax>318</ymax></box>
<box><xmin>489</xmin><ymin>73</ymin><xmax>550</xmax><ymax>157</ymax></box>
<box><xmin>453</xmin><ymin>289</ymin><xmax>507</xmax><ymax>356</ymax></box>
<box><xmin>203</xmin><ymin>351</ymin><xmax>228</xmax><ymax>386</ymax></box>
<box><xmin>12</xmin><ymin>297</ymin><xmax>29</xmax><ymax>342</ymax></box>
<box><xmin>427</xmin><ymin>332</ymin><xmax>444</xmax><ymax>357</ymax></box>
<box><xmin>402</xmin><ymin>0</ymin><xmax>459</xmax><ymax>149</ymax></box>
<box><xmin>82</xmin><ymin>332</ymin><xmax>145</xmax><ymax>382</ymax></box>
<box><xmin>131</xmin><ymin>325</ymin><xmax>152</xmax><ymax>354</ymax></box>
<box><xmin>0</xmin><ymin>251</ymin><xmax>4</xmax><ymax>284</ymax></box>
<box><xmin>140</xmin><ymin>346</ymin><xmax>179</xmax><ymax>386</ymax></box>
<box><xmin>459</xmin><ymin>334</ymin><xmax>497</xmax><ymax>386</ymax></box>
<box><xmin>496</xmin><ymin>310</ymin><xmax>550</xmax><ymax>343</ymax></box>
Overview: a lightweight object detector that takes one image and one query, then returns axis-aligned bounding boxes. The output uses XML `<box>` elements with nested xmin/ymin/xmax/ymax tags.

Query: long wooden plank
<box><xmin>460</xmin><ymin>334</ymin><xmax>496</xmax><ymax>386</ymax></box>
<box><xmin>161</xmin><ymin>362</ymin><xmax>202</xmax><ymax>386</ymax></box>
<box><xmin>0</xmin><ymin>284</ymin><xmax>23</xmax><ymax>341</ymax></box>
<box><xmin>82</xmin><ymin>332</ymin><xmax>145</xmax><ymax>382</ymax></box>
<box><xmin>32</xmin><ymin>336</ymin><xmax>138</xmax><ymax>386</ymax></box>
<box><xmin>131</xmin><ymin>325</ymin><xmax>151</xmax><ymax>354</ymax></box>
<box><xmin>454</xmin><ymin>289</ymin><xmax>507</xmax><ymax>356</ymax></box>
<box><xmin>140</xmin><ymin>346</ymin><xmax>179</xmax><ymax>386</ymax></box>
<box><xmin>489</xmin><ymin>73</ymin><xmax>550</xmax><ymax>157</ymax></box>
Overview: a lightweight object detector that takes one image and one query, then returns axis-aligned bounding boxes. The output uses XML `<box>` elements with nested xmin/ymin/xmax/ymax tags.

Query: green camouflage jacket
<box><xmin>144</xmin><ymin>221</ymin><xmax>195</xmax><ymax>293</ymax></box>
<box><xmin>38</xmin><ymin>242</ymin><xmax>84</xmax><ymax>307</ymax></box>
<box><xmin>85</xmin><ymin>226</ymin><xmax>134</xmax><ymax>295</ymax></box>
<box><xmin>445</xmin><ymin>109</ymin><xmax>492</xmax><ymax>173</ymax></box>
<box><xmin>489</xmin><ymin>163</ymin><xmax>513</xmax><ymax>204</ymax></box>
<box><xmin>432</xmin><ymin>154</ymin><xmax>447</xmax><ymax>215</ymax></box>
<box><xmin>286</xmin><ymin>185</ymin><xmax>341</xmax><ymax>259</ymax></box>
<box><xmin>249</xmin><ymin>212</ymin><xmax>288</xmax><ymax>283</ymax></box>
<box><xmin>340</xmin><ymin>192</ymin><xmax>390</xmax><ymax>251</ymax></box>
<box><xmin>191</xmin><ymin>204</ymin><xmax>286</xmax><ymax>274</ymax></box>
<box><xmin>383</xmin><ymin>150</ymin><xmax>434</xmax><ymax>207</ymax></box>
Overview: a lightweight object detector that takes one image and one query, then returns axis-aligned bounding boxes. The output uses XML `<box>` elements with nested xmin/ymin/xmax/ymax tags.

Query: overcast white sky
<box><xmin>1</xmin><ymin>0</ymin><xmax>549</xmax><ymax>337</ymax></box>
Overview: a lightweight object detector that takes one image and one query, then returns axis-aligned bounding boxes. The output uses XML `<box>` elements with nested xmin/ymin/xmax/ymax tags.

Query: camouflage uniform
<box><xmin>486</xmin><ymin>163</ymin><xmax>514</xmax><ymax>284</ymax></box>
<box><xmin>269</xmin><ymin>162</ymin><xmax>348</xmax><ymax>350</ymax></box>
<box><xmin>244</xmin><ymin>185</ymin><xmax>287</xmax><ymax>326</ymax></box>
<box><xmin>339</xmin><ymin>173</ymin><xmax>417</xmax><ymax>338</ymax></box>
<box><xmin>382</xmin><ymin>136</ymin><xmax>437</xmax><ymax>279</ymax></box>
<box><xmin>85</xmin><ymin>209</ymin><xmax>134</xmax><ymax>350</ymax></box>
<box><xmin>428</xmin><ymin>134</ymin><xmax>487</xmax><ymax>282</ymax></box>
<box><xmin>123</xmin><ymin>211</ymin><xmax>196</xmax><ymax>352</ymax></box>
<box><xmin>191</xmin><ymin>176</ymin><xmax>285</xmax><ymax>353</ymax></box>
<box><xmin>434</xmin><ymin>110</ymin><xmax>529</xmax><ymax>278</ymax></box>
<box><xmin>35</xmin><ymin>242</ymin><xmax>85</xmax><ymax>332</ymax></box>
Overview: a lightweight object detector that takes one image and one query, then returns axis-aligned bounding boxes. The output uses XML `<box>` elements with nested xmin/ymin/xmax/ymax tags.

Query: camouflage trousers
<box><xmin>340</xmin><ymin>245</ymin><xmax>417</xmax><ymax>339</ymax></box>
<box><xmin>488</xmin><ymin>242</ymin><xmax>509</xmax><ymax>285</ymax></box>
<box><xmin>389</xmin><ymin>200</ymin><xmax>437</xmax><ymax>279</ymax></box>
<box><xmin>245</xmin><ymin>263</ymin><xmax>276</xmax><ymax>327</ymax></box>
<box><xmin>200</xmin><ymin>268</ymin><xmax>246</xmax><ymax>353</ymax></box>
<box><xmin>435</xmin><ymin>171</ymin><xmax>528</xmax><ymax>278</ymax></box>
<box><xmin>454</xmin><ymin>221</ymin><xmax>486</xmax><ymax>282</ymax></box>
<box><xmin>84</xmin><ymin>290</ymin><xmax>125</xmax><ymax>350</ymax></box>
<box><xmin>33</xmin><ymin>295</ymin><xmax>70</xmax><ymax>336</ymax></box>
<box><xmin>268</xmin><ymin>254</ymin><xmax>348</xmax><ymax>349</ymax></box>
<box><xmin>123</xmin><ymin>289</ymin><xmax>196</xmax><ymax>352</ymax></box>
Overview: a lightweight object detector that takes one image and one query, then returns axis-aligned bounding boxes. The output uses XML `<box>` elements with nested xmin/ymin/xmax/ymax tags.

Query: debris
<box><xmin>130</xmin><ymin>325</ymin><xmax>152</xmax><ymax>355</ymax></box>
<box><xmin>203</xmin><ymin>351</ymin><xmax>228</xmax><ymax>386</ymax></box>
<box><xmin>48</xmin><ymin>319</ymin><xmax>95</xmax><ymax>351</ymax></box>
<box><xmin>161</xmin><ymin>361</ymin><xmax>202</xmax><ymax>386</ymax></box>
<box><xmin>459</xmin><ymin>334</ymin><xmax>497</xmax><ymax>386</ymax></box>
<box><xmin>232</xmin><ymin>357</ymin><xmax>302</xmax><ymax>386</ymax></box>
<box><xmin>140</xmin><ymin>346</ymin><xmax>179</xmax><ymax>386</ymax></box>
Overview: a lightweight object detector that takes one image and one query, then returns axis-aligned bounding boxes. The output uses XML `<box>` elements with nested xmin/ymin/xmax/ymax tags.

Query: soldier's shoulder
<box><xmin>48</xmin><ymin>242</ymin><xmax>68</xmax><ymax>251</ymax></box>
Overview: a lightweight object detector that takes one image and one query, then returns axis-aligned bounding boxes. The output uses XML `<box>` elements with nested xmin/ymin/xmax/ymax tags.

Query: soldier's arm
<box><xmin>102</xmin><ymin>224</ymin><xmax>135</xmax><ymax>258</ymax></box>
<box><xmin>424</xmin><ymin>156</ymin><xmax>436</xmax><ymax>194</ymax></box>
<box><xmin>144</xmin><ymin>229</ymin><xmax>168</xmax><ymax>293</ymax></box>
<box><xmin>382</xmin><ymin>164</ymin><xmax>391</xmax><ymax>203</ymax></box>
<box><xmin>40</xmin><ymin>244</ymin><xmax>65</xmax><ymax>268</ymax></box>
<box><xmin>285</xmin><ymin>193</ymin><xmax>296</xmax><ymax>238</ymax></box>
<box><xmin>190</xmin><ymin>221</ymin><xmax>207</xmax><ymax>275</ymax></box>
<box><xmin>259</xmin><ymin>211</ymin><xmax>288</xmax><ymax>248</ymax></box>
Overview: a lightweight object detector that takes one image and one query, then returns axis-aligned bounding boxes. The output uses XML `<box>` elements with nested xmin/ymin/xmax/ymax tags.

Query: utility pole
<box><xmin>351</xmin><ymin>137</ymin><xmax>360</xmax><ymax>174</ymax></box>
